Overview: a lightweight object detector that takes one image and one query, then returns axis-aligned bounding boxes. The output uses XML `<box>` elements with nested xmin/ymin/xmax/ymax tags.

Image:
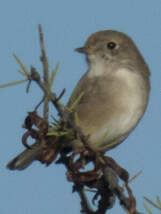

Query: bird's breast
<box><xmin>78</xmin><ymin>67</ymin><xmax>149</xmax><ymax>150</ymax></box>
<box><xmin>110</xmin><ymin>68</ymin><xmax>149</xmax><ymax>131</ymax></box>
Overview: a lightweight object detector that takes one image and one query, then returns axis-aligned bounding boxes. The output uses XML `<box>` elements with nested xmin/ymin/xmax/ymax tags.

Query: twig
<box><xmin>74</xmin><ymin>184</ymin><xmax>95</xmax><ymax>214</ymax></box>
<box><xmin>144</xmin><ymin>197</ymin><xmax>161</xmax><ymax>210</ymax></box>
<box><xmin>55</xmin><ymin>88</ymin><xmax>66</xmax><ymax>102</ymax></box>
<box><xmin>39</xmin><ymin>24</ymin><xmax>49</xmax><ymax>121</ymax></box>
<box><xmin>34</xmin><ymin>96</ymin><xmax>45</xmax><ymax>111</ymax></box>
<box><xmin>30</xmin><ymin>65</ymin><xmax>91</xmax><ymax>151</ymax></box>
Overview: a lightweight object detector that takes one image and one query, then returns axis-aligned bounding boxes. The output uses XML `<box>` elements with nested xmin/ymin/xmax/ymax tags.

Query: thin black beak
<box><xmin>75</xmin><ymin>46</ymin><xmax>87</xmax><ymax>54</ymax></box>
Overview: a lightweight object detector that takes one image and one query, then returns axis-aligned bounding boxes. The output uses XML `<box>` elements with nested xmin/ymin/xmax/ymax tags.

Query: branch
<box><xmin>6</xmin><ymin>25</ymin><xmax>147</xmax><ymax>214</ymax></box>
<box><xmin>39</xmin><ymin>24</ymin><xmax>49</xmax><ymax>120</ymax></box>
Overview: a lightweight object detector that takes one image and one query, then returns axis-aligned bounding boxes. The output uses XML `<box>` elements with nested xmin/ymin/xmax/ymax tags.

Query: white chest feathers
<box><xmin>113</xmin><ymin>68</ymin><xmax>147</xmax><ymax>132</ymax></box>
<box><xmin>89</xmin><ymin>66</ymin><xmax>148</xmax><ymax>147</ymax></box>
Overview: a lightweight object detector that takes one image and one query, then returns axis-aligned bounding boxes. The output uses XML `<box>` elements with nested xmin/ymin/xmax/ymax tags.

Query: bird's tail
<box><xmin>6</xmin><ymin>143</ymin><xmax>42</xmax><ymax>170</ymax></box>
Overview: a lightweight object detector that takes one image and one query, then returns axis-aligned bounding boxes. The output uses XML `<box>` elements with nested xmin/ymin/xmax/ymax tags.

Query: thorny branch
<box><xmin>39</xmin><ymin>24</ymin><xmax>49</xmax><ymax>120</ymax></box>
<box><xmin>8</xmin><ymin>25</ymin><xmax>145</xmax><ymax>214</ymax></box>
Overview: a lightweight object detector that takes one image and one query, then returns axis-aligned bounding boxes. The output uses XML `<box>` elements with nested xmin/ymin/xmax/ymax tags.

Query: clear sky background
<box><xmin>0</xmin><ymin>1</ymin><xmax>161</xmax><ymax>214</ymax></box>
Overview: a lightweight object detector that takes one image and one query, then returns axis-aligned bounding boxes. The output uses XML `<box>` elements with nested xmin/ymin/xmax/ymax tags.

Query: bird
<box><xmin>7</xmin><ymin>30</ymin><xmax>150</xmax><ymax>170</ymax></box>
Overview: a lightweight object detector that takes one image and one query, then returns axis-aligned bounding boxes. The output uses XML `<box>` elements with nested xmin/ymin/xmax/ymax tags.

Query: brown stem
<box><xmin>38</xmin><ymin>24</ymin><xmax>49</xmax><ymax>121</ymax></box>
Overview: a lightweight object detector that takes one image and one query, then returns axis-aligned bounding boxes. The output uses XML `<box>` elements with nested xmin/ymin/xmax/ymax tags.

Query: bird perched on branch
<box><xmin>7</xmin><ymin>30</ymin><xmax>150</xmax><ymax>170</ymax></box>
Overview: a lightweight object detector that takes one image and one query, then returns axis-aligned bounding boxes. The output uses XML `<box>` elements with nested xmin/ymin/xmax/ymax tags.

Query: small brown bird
<box><xmin>7</xmin><ymin>30</ymin><xmax>150</xmax><ymax>170</ymax></box>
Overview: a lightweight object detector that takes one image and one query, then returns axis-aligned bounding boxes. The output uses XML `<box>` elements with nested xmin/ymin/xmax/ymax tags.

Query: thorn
<box><xmin>56</xmin><ymin>88</ymin><xmax>66</xmax><ymax>102</ymax></box>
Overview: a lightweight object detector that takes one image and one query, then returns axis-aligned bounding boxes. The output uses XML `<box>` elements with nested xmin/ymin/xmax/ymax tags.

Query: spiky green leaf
<box><xmin>144</xmin><ymin>197</ymin><xmax>161</xmax><ymax>210</ymax></box>
<box><xmin>143</xmin><ymin>203</ymin><xmax>153</xmax><ymax>214</ymax></box>
<box><xmin>156</xmin><ymin>196</ymin><xmax>161</xmax><ymax>207</ymax></box>
<box><xmin>49</xmin><ymin>62</ymin><xmax>59</xmax><ymax>89</ymax></box>
<box><xmin>0</xmin><ymin>79</ymin><xmax>27</xmax><ymax>88</ymax></box>
<box><xmin>13</xmin><ymin>54</ymin><xmax>30</xmax><ymax>77</ymax></box>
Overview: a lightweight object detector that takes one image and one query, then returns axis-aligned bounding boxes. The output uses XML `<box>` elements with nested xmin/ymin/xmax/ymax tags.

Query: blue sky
<box><xmin>0</xmin><ymin>0</ymin><xmax>161</xmax><ymax>213</ymax></box>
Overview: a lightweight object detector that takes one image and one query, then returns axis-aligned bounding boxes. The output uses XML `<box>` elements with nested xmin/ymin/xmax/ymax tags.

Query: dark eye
<box><xmin>107</xmin><ymin>42</ymin><xmax>116</xmax><ymax>50</ymax></box>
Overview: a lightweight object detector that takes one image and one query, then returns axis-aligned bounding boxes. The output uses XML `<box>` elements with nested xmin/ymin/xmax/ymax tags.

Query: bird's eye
<box><xmin>107</xmin><ymin>42</ymin><xmax>116</xmax><ymax>50</ymax></box>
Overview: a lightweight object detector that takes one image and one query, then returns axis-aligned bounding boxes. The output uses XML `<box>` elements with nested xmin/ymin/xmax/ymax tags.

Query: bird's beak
<box><xmin>75</xmin><ymin>46</ymin><xmax>94</xmax><ymax>54</ymax></box>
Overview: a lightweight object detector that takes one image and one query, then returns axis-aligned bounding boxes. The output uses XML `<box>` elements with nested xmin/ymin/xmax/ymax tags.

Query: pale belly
<box><xmin>85</xmin><ymin>68</ymin><xmax>149</xmax><ymax>151</ymax></box>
